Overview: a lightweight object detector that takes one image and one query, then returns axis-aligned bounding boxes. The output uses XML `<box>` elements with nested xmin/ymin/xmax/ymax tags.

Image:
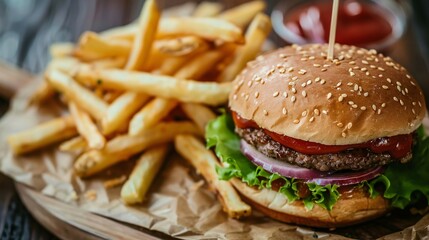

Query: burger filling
<box><xmin>236</xmin><ymin>127</ymin><xmax>412</xmax><ymax>172</ymax></box>
<box><xmin>206</xmin><ymin>111</ymin><xmax>429</xmax><ymax>210</ymax></box>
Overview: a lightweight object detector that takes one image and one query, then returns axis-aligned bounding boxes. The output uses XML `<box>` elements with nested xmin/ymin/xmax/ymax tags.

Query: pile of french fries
<box><xmin>7</xmin><ymin>0</ymin><xmax>271</xmax><ymax>219</ymax></box>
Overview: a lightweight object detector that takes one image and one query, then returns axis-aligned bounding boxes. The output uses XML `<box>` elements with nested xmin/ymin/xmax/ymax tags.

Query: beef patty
<box><xmin>236</xmin><ymin>128</ymin><xmax>412</xmax><ymax>172</ymax></box>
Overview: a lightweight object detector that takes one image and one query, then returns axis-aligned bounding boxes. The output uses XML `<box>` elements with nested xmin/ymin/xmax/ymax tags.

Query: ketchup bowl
<box><xmin>271</xmin><ymin>0</ymin><xmax>406</xmax><ymax>52</ymax></box>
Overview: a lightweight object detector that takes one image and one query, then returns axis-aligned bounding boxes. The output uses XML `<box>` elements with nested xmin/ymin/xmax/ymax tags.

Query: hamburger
<box><xmin>206</xmin><ymin>44</ymin><xmax>429</xmax><ymax>227</ymax></box>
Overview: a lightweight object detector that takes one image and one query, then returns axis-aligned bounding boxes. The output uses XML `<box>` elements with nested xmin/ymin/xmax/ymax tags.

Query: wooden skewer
<box><xmin>328</xmin><ymin>0</ymin><xmax>340</xmax><ymax>60</ymax></box>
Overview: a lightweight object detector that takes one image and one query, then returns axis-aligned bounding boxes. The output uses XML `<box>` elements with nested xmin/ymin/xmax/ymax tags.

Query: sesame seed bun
<box><xmin>231</xmin><ymin>179</ymin><xmax>390</xmax><ymax>228</ymax></box>
<box><xmin>229</xmin><ymin>44</ymin><xmax>426</xmax><ymax>145</ymax></box>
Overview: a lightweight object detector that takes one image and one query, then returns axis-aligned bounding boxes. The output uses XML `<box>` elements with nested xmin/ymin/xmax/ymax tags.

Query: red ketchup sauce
<box><xmin>231</xmin><ymin>111</ymin><xmax>412</xmax><ymax>159</ymax></box>
<box><xmin>282</xmin><ymin>0</ymin><xmax>393</xmax><ymax>47</ymax></box>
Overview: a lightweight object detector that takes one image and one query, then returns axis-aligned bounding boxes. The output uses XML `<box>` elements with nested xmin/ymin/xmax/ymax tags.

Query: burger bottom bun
<box><xmin>231</xmin><ymin>179</ymin><xmax>390</xmax><ymax>228</ymax></box>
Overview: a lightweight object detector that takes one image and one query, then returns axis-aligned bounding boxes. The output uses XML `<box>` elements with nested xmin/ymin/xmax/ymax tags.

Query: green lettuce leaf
<box><xmin>368</xmin><ymin>126</ymin><xmax>429</xmax><ymax>209</ymax></box>
<box><xmin>206</xmin><ymin>112</ymin><xmax>340</xmax><ymax>210</ymax></box>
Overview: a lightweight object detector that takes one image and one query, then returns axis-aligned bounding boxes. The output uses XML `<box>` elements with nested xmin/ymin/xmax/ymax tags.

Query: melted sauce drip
<box><xmin>232</xmin><ymin>111</ymin><xmax>412</xmax><ymax>158</ymax></box>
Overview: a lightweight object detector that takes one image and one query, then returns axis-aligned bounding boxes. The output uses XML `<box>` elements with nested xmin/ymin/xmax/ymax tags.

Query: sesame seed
<box><xmin>233</xmin><ymin>94</ymin><xmax>237</xmax><ymax>100</ymax></box>
<box><xmin>315</xmin><ymin>77</ymin><xmax>321</xmax><ymax>82</ymax></box>
<box><xmin>350</xmin><ymin>72</ymin><xmax>355</xmax><ymax>76</ymax></box>
<box><xmin>314</xmin><ymin>109</ymin><xmax>320</xmax><ymax>116</ymax></box>
<box><xmin>320</xmin><ymin>79</ymin><xmax>326</xmax><ymax>84</ymax></box>
<box><xmin>419</xmin><ymin>101</ymin><xmax>422</xmax><ymax>107</ymax></box>
<box><xmin>406</xmin><ymin>74</ymin><xmax>411</xmax><ymax>79</ymax></box>
<box><xmin>397</xmin><ymin>86</ymin><xmax>401</xmax><ymax>92</ymax></box>
<box><xmin>273</xmin><ymin>91</ymin><xmax>279</xmax><ymax>97</ymax></box>
<box><xmin>292</xmin><ymin>88</ymin><xmax>297</xmax><ymax>93</ymax></box>
<box><xmin>309</xmin><ymin>117</ymin><xmax>315</xmax><ymax>122</ymax></box>
<box><xmin>349</xmin><ymin>61</ymin><xmax>356</xmax><ymax>65</ymax></box>
<box><xmin>361</xmin><ymin>106</ymin><xmax>367</xmax><ymax>110</ymax></box>
<box><xmin>336</xmin><ymin>82</ymin><xmax>342</xmax><ymax>87</ymax></box>
<box><xmin>347</xmin><ymin>122</ymin><xmax>353</xmax><ymax>129</ymax></box>
<box><xmin>400</xmin><ymin>99</ymin><xmax>404</xmax><ymax>106</ymax></box>
<box><xmin>321</xmin><ymin>68</ymin><xmax>327</xmax><ymax>72</ymax></box>
<box><xmin>347</xmin><ymin>82</ymin><xmax>353</xmax><ymax>86</ymax></box>
<box><xmin>301</xmin><ymin>82</ymin><xmax>307</xmax><ymax>87</ymax></box>
<box><xmin>279</xmin><ymin>54</ymin><xmax>287</xmax><ymax>58</ymax></box>
<box><xmin>338</xmin><ymin>96</ymin><xmax>344</xmax><ymax>102</ymax></box>
<box><xmin>279</xmin><ymin>68</ymin><xmax>286</xmax><ymax>74</ymax></box>
<box><xmin>287</xmin><ymin>67</ymin><xmax>294</xmax><ymax>72</ymax></box>
<box><xmin>302</xmin><ymin>111</ymin><xmax>308</xmax><ymax>117</ymax></box>
<box><xmin>248</xmin><ymin>81</ymin><xmax>253</xmax><ymax>87</ymax></box>
<box><xmin>298</xmin><ymin>69</ymin><xmax>307</xmax><ymax>75</ymax></box>
<box><xmin>370</xmin><ymin>65</ymin><xmax>377</xmax><ymax>69</ymax></box>
<box><xmin>361</xmin><ymin>68</ymin><xmax>368</xmax><ymax>72</ymax></box>
<box><xmin>386</xmin><ymin>78</ymin><xmax>392</xmax><ymax>83</ymax></box>
<box><xmin>255</xmin><ymin>92</ymin><xmax>259</xmax><ymax>98</ymax></box>
<box><xmin>245</xmin><ymin>95</ymin><xmax>249</xmax><ymax>101</ymax></box>
<box><xmin>283</xmin><ymin>92</ymin><xmax>288</xmax><ymax>98</ymax></box>
<box><xmin>301</xmin><ymin>58</ymin><xmax>308</xmax><ymax>61</ymax></box>
<box><xmin>327</xmin><ymin>92</ymin><xmax>332</xmax><ymax>99</ymax></box>
<box><xmin>302</xmin><ymin>91</ymin><xmax>307</xmax><ymax>97</ymax></box>
<box><xmin>396</xmin><ymin>81</ymin><xmax>402</xmax><ymax>86</ymax></box>
<box><xmin>309</xmin><ymin>56</ymin><xmax>315</xmax><ymax>60</ymax></box>
<box><xmin>379</xmin><ymin>74</ymin><xmax>383</xmax><ymax>78</ymax></box>
<box><xmin>410</xmin><ymin>81</ymin><xmax>416</xmax><ymax>86</ymax></box>
<box><xmin>291</xmin><ymin>96</ymin><xmax>296</xmax><ymax>103</ymax></box>
<box><xmin>322</xmin><ymin>110</ymin><xmax>328</xmax><ymax>115</ymax></box>
<box><xmin>405</xmin><ymin>88</ymin><xmax>409</xmax><ymax>93</ymax></box>
<box><xmin>412</xmin><ymin>109</ymin><xmax>416</xmax><ymax>115</ymax></box>
<box><xmin>393</xmin><ymin>96</ymin><xmax>398</xmax><ymax>101</ymax></box>
<box><xmin>254</xmin><ymin>76</ymin><xmax>261</xmax><ymax>81</ymax></box>
<box><xmin>362</xmin><ymin>60</ymin><xmax>369</xmax><ymax>64</ymax></box>
<box><xmin>337</xmin><ymin>122</ymin><xmax>344</xmax><ymax>127</ymax></box>
<box><xmin>293</xmin><ymin>119</ymin><xmax>300</xmax><ymax>124</ymax></box>
<box><xmin>307</xmin><ymin>80</ymin><xmax>312</xmax><ymax>85</ymax></box>
<box><xmin>382</xmin><ymin>85</ymin><xmax>389</xmax><ymax>89</ymax></box>
<box><xmin>364</xmin><ymin>92</ymin><xmax>369</xmax><ymax>97</ymax></box>
<box><xmin>354</xmin><ymin>84</ymin><xmax>359</xmax><ymax>91</ymax></box>
<box><xmin>377</xmin><ymin>109</ymin><xmax>381</xmax><ymax>114</ymax></box>
<box><xmin>381</xmin><ymin>103</ymin><xmax>386</xmax><ymax>108</ymax></box>
<box><xmin>372</xmin><ymin>104</ymin><xmax>377</xmax><ymax>111</ymax></box>
<box><xmin>292</xmin><ymin>76</ymin><xmax>298</xmax><ymax>81</ymax></box>
<box><xmin>282</xmin><ymin>107</ymin><xmax>287</xmax><ymax>115</ymax></box>
<box><xmin>413</xmin><ymin>102</ymin><xmax>416</xmax><ymax>106</ymax></box>
<box><xmin>313</xmin><ymin>64</ymin><xmax>321</xmax><ymax>68</ymax></box>
<box><xmin>342</xmin><ymin>132</ymin><xmax>347</xmax><ymax>138</ymax></box>
<box><xmin>348</xmin><ymin>101</ymin><xmax>354</xmax><ymax>105</ymax></box>
<box><xmin>401</xmin><ymin>90</ymin><xmax>406</xmax><ymax>96</ymax></box>
<box><xmin>378</xmin><ymin>67</ymin><xmax>385</xmax><ymax>71</ymax></box>
<box><xmin>263</xmin><ymin>110</ymin><xmax>268</xmax><ymax>115</ymax></box>
<box><xmin>352</xmin><ymin>104</ymin><xmax>358</xmax><ymax>108</ymax></box>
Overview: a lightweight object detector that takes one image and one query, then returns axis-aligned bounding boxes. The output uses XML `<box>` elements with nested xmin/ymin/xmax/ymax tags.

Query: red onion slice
<box><xmin>240</xmin><ymin>140</ymin><xmax>385</xmax><ymax>186</ymax></box>
<box><xmin>240</xmin><ymin>140</ymin><xmax>331</xmax><ymax>179</ymax></box>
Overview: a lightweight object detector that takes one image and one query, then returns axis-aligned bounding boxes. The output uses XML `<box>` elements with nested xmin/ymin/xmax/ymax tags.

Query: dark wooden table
<box><xmin>1</xmin><ymin>0</ymin><xmax>429</xmax><ymax>239</ymax></box>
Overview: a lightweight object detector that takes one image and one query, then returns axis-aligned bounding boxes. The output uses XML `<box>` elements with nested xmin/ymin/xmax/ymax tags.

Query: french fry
<box><xmin>74</xmin><ymin>121</ymin><xmax>200</xmax><ymax>177</ymax></box>
<box><xmin>74</xmin><ymin>32</ymin><xmax>131</xmax><ymax>60</ymax></box>
<box><xmin>121</xmin><ymin>144</ymin><xmax>169</xmax><ymax>204</ymax></box>
<box><xmin>174</xmin><ymin>48</ymin><xmax>227</xmax><ymax>80</ymax></box>
<box><xmin>129</xmin><ymin>98</ymin><xmax>177</xmax><ymax>136</ymax></box>
<box><xmin>158</xmin><ymin>18</ymin><xmax>244</xmax><ymax>44</ymax></box>
<box><xmin>74</xmin><ymin>68</ymin><xmax>231</xmax><ymax>106</ymax></box>
<box><xmin>180</xmin><ymin>103</ymin><xmax>216</xmax><ymax>133</ymax></box>
<box><xmin>8</xmin><ymin>116</ymin><xmax>77</xmax><ymax>155</ymax></box>
<box><xmin>29</xmin><ymin>80</ymin><xmax>55</xmax><ymax>104</ymax></box>
<box><xmin>192</xmin><ymin>1</ymin><xmax>223</xmax><ymax>17</ymax></box>
<box><xmin>102</xmin><ymin>92</ymin><xmax>150</xmax><ymax>135</ymax></box>
<box><xmin>59</xmin><ymin>136</ymin><xmax>87</xmax><ymax>153</ymax></box>
<box><xmin>100</xmin><ymin>23</ymin><xmax>137</xmax><ymax>40</ymax></box>
<box><xmin>46</xmin><ymin>69</ymin><xmax>108</xmax><ymax>121</ymax></box>
<box><xmin>218</xmin><ymin>1</ymin><xmax>266</xmax><ymax>29</ymax></box>
<box><xmin>69</xmin><ymin>102</ymin><xmax>106</xmax><ymax>149</ymax></box>
<box><xmin>103</xmin><ymin>91</ymin><xmax>123</xmax><ymax>103</ymax></box>
<box><xmin>49</xmin><ymin>42</ymin><xmax>75</xmax><ymax>58</ymax></box>
<box><xmin>174</xmin><ymin>135</ymin><xmax>251</xmax><ymax>219</ymax></box>
<box><xmin>155</xmin><ymin>36</ymin><xmax>209</xmax><ymax>56</ymax></box>
<box><xmin>218</xmin><ymin>14</ymin><xmax>271</xmax><ymax>82</ymax></box>
<box><xmin>158</xmin><ymin>56</ymin><xmax>190</xmax><ymax>76</ymax></box>
<box><xmin>125</xmin><ymin>0</ymin><xmax>161</xmax><ymax>70</ymax></box>
<box><xmin>91</xmin><ymin>57</ymin><xmax>127</xmax><ymax>69</ymax></box>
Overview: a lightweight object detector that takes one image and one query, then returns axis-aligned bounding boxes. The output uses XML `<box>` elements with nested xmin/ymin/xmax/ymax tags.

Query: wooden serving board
<box><xmin>15</xmin><ymin>183</ymin><xmax>177</xmax><ymax>240</ymax></box>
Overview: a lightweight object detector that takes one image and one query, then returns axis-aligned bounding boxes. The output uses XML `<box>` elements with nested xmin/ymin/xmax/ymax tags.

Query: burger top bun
<box><xmin>229</xmin><ymin>44</ymin><xmax>426</xmax><ymax>145</ymax></box>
